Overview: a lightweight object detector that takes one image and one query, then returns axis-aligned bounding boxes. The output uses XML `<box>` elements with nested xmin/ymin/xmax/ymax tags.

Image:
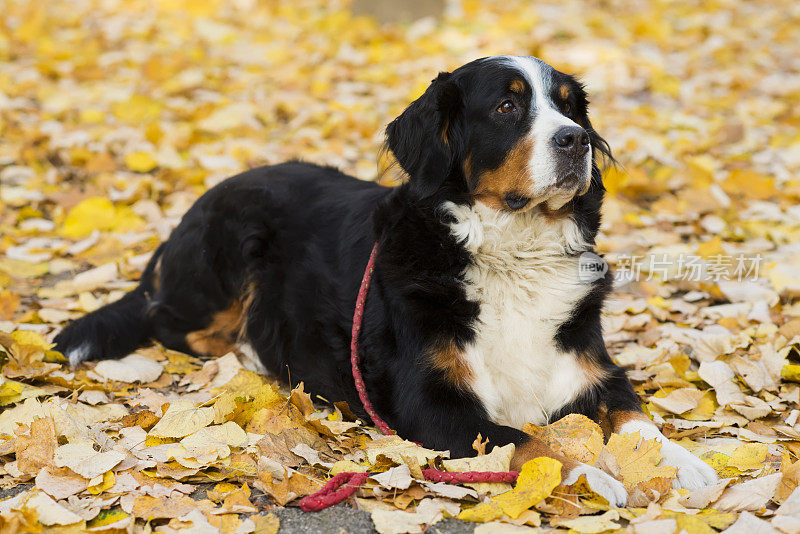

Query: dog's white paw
<box><xmin>660</xmin><ymin>440</ymin><xmax>718</xmax><ymax>491</ymax></box>
<box><xmin>564</xmin><ymin>463</ymin><xmax>628</xmax><ymax>507</ymax></box>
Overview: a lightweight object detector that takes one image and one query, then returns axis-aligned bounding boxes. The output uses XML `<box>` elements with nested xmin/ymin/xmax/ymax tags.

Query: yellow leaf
<box><xmin>781</xmin><ymin>364</ymin><xmax>800</xmax><ymax>383</ymax></box>
<box><xmin>601</xmin><ymin>432</ymin><xmax>676</xmax><ymax>489</ymax></box>
<box><xmin>251</xmin><ymin>513</ymin><xmax>280</xmax><ymax>534</ymax></box>
<box><xmin>206</xmin><ymin>482</ymin><xmax>239</xmax><ymax>503</ymax></box>
<box><xmin>0</xmin><ymin>258</ymin><xmax>49</xmax><ymax>279</ymax></box>
<box><xmin>0</xmin><ymin>290</ymin><xmax>20</xmax><ymax>320</ymax></box>
<box><xmin>551</xmin><ymin>509</ymin><xmax>620</xmax><ymax>533</ymax></box>
<box><xmin>10</xmin><ymin>330</ymin><xmax>53</xmax><ymax>351</ymax></box>
<box><xmin>458</xmin><ymin>457</ymin><xmax>562</xmax><ymax>522</ymax></box>
<box><xmin>86</xmin><ymin>509</ymin><xmax>132</xmax><ymax>530</ymax></box>
<box><xmin>696</xmin><ymin>236</ymin><xmax>724</xmax><ymax>258</ymax></box>
<box><xmin>330</xmin><ymin>460</ymin><xmax>367</xmax><ymax>476</ymax></box>
<box><xmin>130</xmin><ymin>495</ymin><xmax>198</xmax><ymax>520</ymax></box>
<box><xmin>524</xmin><ymin>413</ymin><xmax>604</xmax><ymax>464</ymax></box>
<box><xmin>602</xmin><ymin>165</ymin><xmax>628</xmax><ymax>196</ymax></box>
<box><xmin>124</xmin><ymin>150</ymin><xmax>158</xmax><ymax>173</ymax></box>
<box><xmin>87</xmin><ymin>470</ymin><xmax>115</xmax><ymax>495</ymax></box>
<box><xmin>61</xmin><ymin>197</ymin><xmax>144</xmax><ymax>238</ymax></box>
<box><xmin>727</xmin><ymin>443</ymin><xmax>768</xmax><ymax>472</ymax></box>
<box><xmin>722</xmin><ymin>169</ymin><xmax>775</xmax><ymax>200</ymax></box>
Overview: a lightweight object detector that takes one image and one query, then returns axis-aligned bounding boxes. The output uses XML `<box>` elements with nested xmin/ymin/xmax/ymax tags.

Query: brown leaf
<box><xmin>15</xmin><ymin>416</ymin><xmax>57</xmax><ymax>476</ymax></box>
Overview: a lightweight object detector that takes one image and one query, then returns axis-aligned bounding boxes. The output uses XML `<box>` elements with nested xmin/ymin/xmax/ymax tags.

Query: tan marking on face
<box><xmin>186</xmin><ymin>282</ymin><xmax>256</xmax><ymax>356</ymax></box>
<box><xmin>579</xmin><ymin>176</ymin><xmax>592</xmax><ymax>195</ymax></box>
<box><xmin>429</xmin><ymin>339</ymin><xmax>473</xmax><ymax>388</ymax></box>
<box><xmin>510</xmin><ymin>79</ymin><xmax>525</xmax><ymax>93</ymax></box>
<box><xmin>472</xmin><ymin>137</ymin><xmax>534</xmax><ymax>210</ymax></box>
<box><xmin>559</xmin><ymin>84</ymin><xmax>570</xmax><ymax>100</ymax></box>
<box><xmin>510</xmin><ymin>435</ymin><xmax>578</xmax><ymax>472</ymax></box>
<box><xmin>464</xmin><ymin>152</ymin><xmax>473</xmax><ymax>185</ymax></box>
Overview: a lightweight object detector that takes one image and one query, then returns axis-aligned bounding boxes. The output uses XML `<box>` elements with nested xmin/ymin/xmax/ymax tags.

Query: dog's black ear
<box><xmin>385</xmin><ymin>72</ymin><xmax>463</xmax><ymax>198</ymax></box>
<box><xmin>587</xmin><ymin>120</ymin><xmax>613</xmax><ymax>168</ymax></box>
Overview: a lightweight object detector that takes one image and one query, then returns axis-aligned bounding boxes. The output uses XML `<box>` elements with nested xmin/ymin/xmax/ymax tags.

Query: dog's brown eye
<box><xmin>497</xmin><ymin>100</ymin><xmax>516</xmax><ymax>114</ymax></box>
<box><xmin>564</xmin><ymin>103</ymin><xmax>571</xmax><ymax>114</ymax></box>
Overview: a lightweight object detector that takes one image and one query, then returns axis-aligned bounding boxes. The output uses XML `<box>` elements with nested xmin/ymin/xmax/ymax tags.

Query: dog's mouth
<box><xmin>503</xmin><ymin>170</ymin><xmax>590</xmax><ymax>212</ymax></box>
<box><xmin>554</xmin><ymin>172</ymin><xmax>581</xmax><ymax>189</ymax></box>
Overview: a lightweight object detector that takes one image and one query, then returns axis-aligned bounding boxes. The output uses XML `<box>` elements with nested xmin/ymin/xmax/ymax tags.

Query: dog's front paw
<box><xmin>564</xmin><ymin>463</ymin><xmax>628</xmax><ymax>507</ymax></box>
<box><xmin>660</xmin><ymin>440</ymin><xmax>718</xmax><ymax>490</ymax></box>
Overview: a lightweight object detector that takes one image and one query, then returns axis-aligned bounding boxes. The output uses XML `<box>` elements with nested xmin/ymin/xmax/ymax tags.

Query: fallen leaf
<box><xmin>149</xmin><ymin>399</ymin><xmax>215</xmax><ymax>439</ymax></box>
<box><xmin>459</xmin><ymin>457</ymin><xmax>562</xmax><ymax>522</ymax></box>
<box><xmin>130</xmin><ymin>494</ymin><xmax>198</xmax><ymax>520</ymax></box>
<box><xmin>53</xmin><ymin>441</ymin><xmax>126</xmax><ymax>479</ymax></box>
<box><xmin>15</xmin><ymin>416</ymin><xmax>57</xmax><ymax>476</ymax></box>
<box><xmin>713</xmin><ymin>472</ymin><xmax>782</xmax><ymax>511</ymax></box>
<box><xmin>551</xmin><ymin>509</ymin><xmax>620</xmax><ymax>533</ymax></box>
<box><xmin>94</xmin><ymin>354</ymin><xmax>164</xmax><ymax>383</ymax></box>
<box><xmin>35</xmin><ymin>466</ymin><xmax>90</xmax><ymax>500</ymax></box>
<box><xmin>24</xmin><ymin>492</ymin><xmax>84</xmax><ymax>526</ymax></box>
<box><xmin>599</xmin><ymin>432</ymin><xmax>676</xmax><ymax>489</ymax></box>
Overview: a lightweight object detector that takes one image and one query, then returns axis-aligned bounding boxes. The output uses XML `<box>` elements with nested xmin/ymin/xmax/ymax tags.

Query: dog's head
<box><xmin>386</xmin><ymin>56</ymin><xmax>611</xmax><ymax>213</ymax></box>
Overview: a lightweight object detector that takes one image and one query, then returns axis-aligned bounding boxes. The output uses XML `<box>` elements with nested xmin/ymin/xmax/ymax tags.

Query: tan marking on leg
<box><xmin>607</xmin><ymin>409</ymin><xmax>650</xmax><ymax>433</ymax></box>
<box><xmin>596</xmin><ymin>404</ymin><xmax>612</xmax><ymax>439</ymax></box>
<box><xmin>186</xmin><ymin>282</ymin><xmax>257</xmax><ymax>357</ymax></box>
<box><xmin>428</xmin><ymin>339</ymin><xmax>473</xmax><ymax>388</ymax></box>
<box><xmin>152</xmin><ymin>256</ymin><xmax>162</xmax><ymax>293</ymax></box>
<box><xmin>238</xmin><ymin>281</ymin><xmax>257</xmax><ymax>340</ymax></box>
<box><xmin>596</xmin><ymin>408</ymin><xmax>650</xmax><ymax>440</ymax></box>
<box><xmin>510</xmin><ymin>79</ymin><xmax>525</xmax><ymax>94</ymax></box>
<box><xmin>579</xmin><ymin>358</ymin><xmax>610</xmax><ymax>386</ymax></box>
<box><xmin>511</xmin><ymin>436</ymin><xmax>578</xmax><ymax>472</ymax></box>
<box><xmin>472</xmin><ymin>137</ymin><xmax>534</xmax><ymax>211</ymax></box>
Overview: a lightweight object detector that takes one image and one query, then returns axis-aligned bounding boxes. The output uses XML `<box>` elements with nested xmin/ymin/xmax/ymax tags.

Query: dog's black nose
<box><xmin>552</xmin><ymin>126</ymin><xmax>590</xmax><ymax>155</ymax></box>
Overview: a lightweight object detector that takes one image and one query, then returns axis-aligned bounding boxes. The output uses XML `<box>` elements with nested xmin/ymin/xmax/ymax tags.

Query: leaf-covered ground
<box><xmin>2</xmin><ymin>0</ymin><xmax>800</xmax><ymax>532</ymax></box>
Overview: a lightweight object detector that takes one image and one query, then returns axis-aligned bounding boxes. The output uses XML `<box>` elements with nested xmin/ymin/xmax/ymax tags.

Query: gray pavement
<box><xmin>1</xmin><ymin>484</ymin><xmax>477</xmax><ymax>533</ymax></box>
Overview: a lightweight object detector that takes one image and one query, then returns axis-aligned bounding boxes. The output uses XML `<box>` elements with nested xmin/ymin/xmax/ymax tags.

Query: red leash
<box><xmin>299</xmin><ymin>243</ymin><xmax>519</xmax><ymax>512</ymax></box>
<box><xmin>349</xmin><ymin>242</ymin><xmax>393</xmax><ymax>435</ymax></box>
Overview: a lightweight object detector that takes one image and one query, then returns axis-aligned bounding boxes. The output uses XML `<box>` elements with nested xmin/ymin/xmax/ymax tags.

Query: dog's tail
<box><xmin>54</xmin><ymin>245</ymin><xmax>163</xmax><ymax>367</ymax></box>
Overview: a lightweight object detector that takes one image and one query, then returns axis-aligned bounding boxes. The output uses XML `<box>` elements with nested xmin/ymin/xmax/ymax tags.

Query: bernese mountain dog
<box><xmin>55</xmin><ymin>55</ymin><xmax>717</xmax><ymax>505</ymax></box>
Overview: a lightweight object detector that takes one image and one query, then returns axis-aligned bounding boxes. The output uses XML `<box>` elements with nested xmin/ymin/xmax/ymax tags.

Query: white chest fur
<box><xmin>445</xmin><ymin>202</ymin><xmax>596</xmax><ymax>429</ymax></box>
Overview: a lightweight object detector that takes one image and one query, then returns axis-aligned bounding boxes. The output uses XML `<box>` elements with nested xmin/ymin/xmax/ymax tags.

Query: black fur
<box><xmin>55</xmin><ymin>56</ymin><xmax>641</xmax><ymax>459</ymax></box>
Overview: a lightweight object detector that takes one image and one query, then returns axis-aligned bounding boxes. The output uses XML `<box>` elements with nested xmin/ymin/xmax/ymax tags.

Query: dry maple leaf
<box><xmin>597</xmin><ymin>432</ymin><xmax>677</xmax><ymax>489</ymax></box>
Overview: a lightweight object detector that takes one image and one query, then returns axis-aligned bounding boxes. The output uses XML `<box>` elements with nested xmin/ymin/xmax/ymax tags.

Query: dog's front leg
<box><xmin>512</xmin><ymin>433</ymin><xmax>628</xmax><ymax>506</ymax></box>
<box><xmin>603</xmin><ymin>408</ymin><xmax>718</xmax><ymax>490</ymax></box>
<box><xmin>596</xmin><ymin>368</ymin><xmax>718</xmax><ymax>490</ymax></box>
<box><xmin>401</xmin><ymin>408</ymin><xmax>628</xmax><ymax>506</ymax></box>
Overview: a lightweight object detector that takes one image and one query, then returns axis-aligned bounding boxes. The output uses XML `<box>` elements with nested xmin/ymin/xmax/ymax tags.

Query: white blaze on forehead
<box><xmin>493</xmin><ymin>56</ymin><xmax>591</xmax><ymax>204</ymax></box>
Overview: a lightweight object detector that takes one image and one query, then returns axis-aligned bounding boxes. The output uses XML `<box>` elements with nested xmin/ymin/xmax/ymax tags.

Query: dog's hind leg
<box><xmin>54</xmin><ymin>244</ymin><xmax>165</xmax><ymax>365</ymax></box>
